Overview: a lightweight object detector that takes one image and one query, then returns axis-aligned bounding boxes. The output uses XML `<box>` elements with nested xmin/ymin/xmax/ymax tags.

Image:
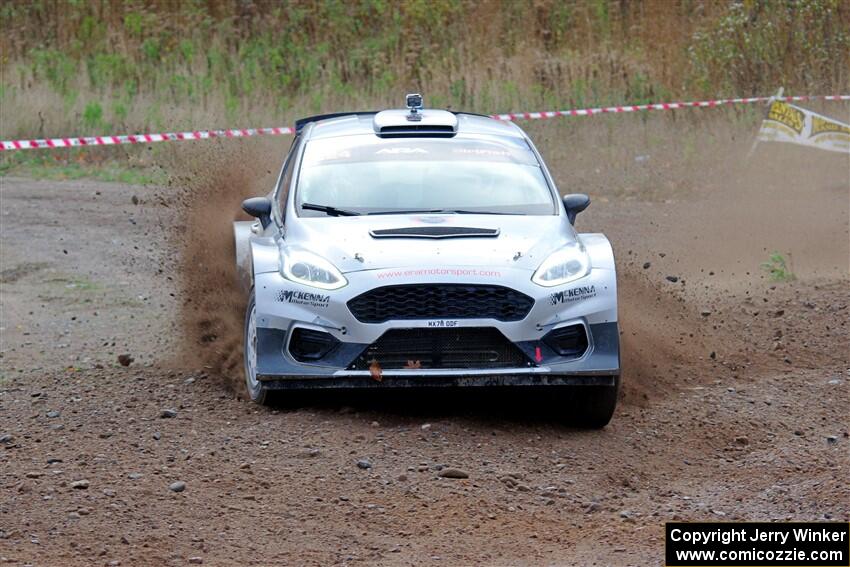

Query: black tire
<box><xmin>567</xmin><ymin>375</ymin><xmax>620</xmax><ymax>428</ymax></box>
<box><xmin>243</xmin><ymin>291</ymin><xmax>277</xmax><ymax>406</ymax></box>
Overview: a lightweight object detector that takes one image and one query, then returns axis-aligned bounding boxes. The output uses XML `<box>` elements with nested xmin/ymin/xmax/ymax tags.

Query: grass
<box><xmin>761</xmin><ymin>252</ymin><xmax>796</xmax><ymax>282</ymax></box>
<box><xmin>0</xmin><ymin>152</ymin><xmax>165</xmax><ymax>185</ymax></box>
<box><xmin>0</xmin><ymin>0</ymin><xmax>847</xmax><ymax>141</ymax></box>
<box><xmin>41</xmin><ymin>273</ymin><xmax>101</xmax><ymax>293</ymax></box>
<box><xmin>34</xmin><ymin>272</ymin><xmax>146</xmax><ymax>308</ymax></box>
<box><xmin>62</xmin><ymin>276</ymin><xmax>100</xmax><ymax>292</ymax></box>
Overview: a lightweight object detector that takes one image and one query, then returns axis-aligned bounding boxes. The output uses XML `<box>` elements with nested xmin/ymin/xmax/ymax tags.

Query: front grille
<box><xmin>347</xmin><ymin>284</ymin><xmax>534</xmax><ymax>323</ymax></box>
<box><xmin>352</xmin><ymin>327</ymin><xmax>531</xmax><ymax>370</ymax></box>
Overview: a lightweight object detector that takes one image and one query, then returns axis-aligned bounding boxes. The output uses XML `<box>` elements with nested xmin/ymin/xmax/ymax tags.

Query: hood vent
<box><xmin>378</xmin><ymin>124</ymin><xmax>456</xmax><ymax>138</ymax></box>
<box><xmin>370</xmin><ymin>226</ymin><xmax>500</xmax><ymax>239</ymax></box>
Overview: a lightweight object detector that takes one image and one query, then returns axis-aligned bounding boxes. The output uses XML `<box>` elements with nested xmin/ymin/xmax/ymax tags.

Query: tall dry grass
<box><xmin>1</xmin><ymin>0</ymin><xmax>848</xmax><ymax>139</ymax></box>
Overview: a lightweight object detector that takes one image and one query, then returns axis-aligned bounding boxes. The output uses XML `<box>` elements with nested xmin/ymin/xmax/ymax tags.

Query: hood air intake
<box><xmin>370</xmin><ymin>226</ymin><xmax>499</xmax><ymax>239</ymax></box>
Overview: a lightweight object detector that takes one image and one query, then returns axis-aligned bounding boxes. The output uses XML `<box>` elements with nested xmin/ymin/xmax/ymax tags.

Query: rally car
<box><xmin>234</xmin><ymin>94</ymin><xmax>620</xmax><ymax>426</ymax></box>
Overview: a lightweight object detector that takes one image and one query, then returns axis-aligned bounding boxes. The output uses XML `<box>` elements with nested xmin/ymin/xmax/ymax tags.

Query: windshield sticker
<box><xmin>375</xmin><ymin>147</ymin><xmax>428</xmax><ymax>155</ymax></box>
<box><xmin>303</xmin><ymin>138</ymin><xmax>539</xmax><ymax>166</ymax></box>
<box><xmin>452</xmin><ymin>148</ymin><xmax>511</xmax><ymax>158</ymax></box>
<box><xmin>276</xmin><ymin>289</ymin><xmax>330</xmax><ymax>308</ymax></box>
<box><xmin>309</xmin><ymin>149</ymin><xmax>352</xmax><ymax>163</ymax></box>
<box><xmin>550</xmin><ymin>285</ymin><xmax>597</xmax><ymax>305</ymax></box>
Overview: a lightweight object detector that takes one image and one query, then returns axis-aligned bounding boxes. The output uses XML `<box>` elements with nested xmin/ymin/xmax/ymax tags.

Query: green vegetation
<box><xmin>60</xmin><ymin>276</ymin><xmax>100</xmax><ymax>292</ymax></box>
<box><xmin>1</xmin><ymin>0</ymin><xmax>847</xmax><ymax>140</ymax></box>
<box><xmin>761</xmin><ymin>252</ymin><xmax>796</xmax><ymax>282</ymax></box>
<box><xmin>0</xmin><ymin>152</ymin><xmax>165</xmax><ymax>185</ymax></box>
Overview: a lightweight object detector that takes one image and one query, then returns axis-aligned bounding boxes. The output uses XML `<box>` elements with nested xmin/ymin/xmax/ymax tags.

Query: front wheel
<box><xmin>566</xmin><ymin>375</ymin><xmax>620</xmax><ymax>428</ymax></box>
<box><xmin>244</xmin><ymin>291</ymin><xmax>275</xmax><ymax>405</ymax></box>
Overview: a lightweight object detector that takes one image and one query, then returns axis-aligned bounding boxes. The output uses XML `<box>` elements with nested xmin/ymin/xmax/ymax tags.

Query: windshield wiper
<box><xmin>438</xmin><ymin>209</ymin><xmax>521</xmax><ymax>215</ymax></box>
<box><xmin>301</xmin><ymin>203</ymin><xmax>361</xmax><ymax>216</ymax></box>
<box><xmin>366</xmin><ymin>209</ymin><xmax>444</xmax><ymax>216</ymax></box>
<box><xmin>366</xmin><ymin>208</ymin><xmax>520</xmax><ymax>216</ymax></box>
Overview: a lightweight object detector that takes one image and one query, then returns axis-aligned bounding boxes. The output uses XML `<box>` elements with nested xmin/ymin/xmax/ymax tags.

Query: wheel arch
<box><xmin>233</xmin><ymin>221</ymin><xmax>255</xmax><ymax>293</ymax></box>
<box><xmin>578</xmin><ymin>232</ymin><xmax>617</xmax><ymax>272</ymax></box>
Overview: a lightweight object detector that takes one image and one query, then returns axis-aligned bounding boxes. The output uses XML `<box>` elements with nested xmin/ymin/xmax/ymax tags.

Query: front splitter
<box><xmin>258</xmin><ymin>373</ymin><xmax>617</xmax><ymax>390</ymax></box>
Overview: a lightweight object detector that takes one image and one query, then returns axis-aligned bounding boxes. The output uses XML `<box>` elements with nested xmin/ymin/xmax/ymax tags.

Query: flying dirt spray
<box><xmin>159</xmin><ymin>112</ymin><xmax>849</xmax><ymax>403</ymax></box>
<box><xmin>160</xmin><ymin>139</ymin><xmax>286</xmax><ymax>390</ymax></box>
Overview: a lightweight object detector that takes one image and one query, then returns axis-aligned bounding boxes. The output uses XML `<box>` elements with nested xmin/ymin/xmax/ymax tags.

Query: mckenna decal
<box><xmin>276</xmin><ymin>289</ymin><xmax>330</xmax><ymax>308</ymax></box>
<box><xmin>550</xmin><ymin>285</ymin><xmax>597</xmax><ymax>305</ymax></box>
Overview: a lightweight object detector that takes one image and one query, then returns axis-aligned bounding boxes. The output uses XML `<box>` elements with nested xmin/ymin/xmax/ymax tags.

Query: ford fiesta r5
<box><xmin>234</xmin><ymin>96</ymin><xmax>620</xmax><ymax>427</ymax></box>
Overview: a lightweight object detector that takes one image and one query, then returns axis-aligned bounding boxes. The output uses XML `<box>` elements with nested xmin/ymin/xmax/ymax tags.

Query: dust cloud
<box><xmin>608</xmin><ymin>136</ymin><xmax>849</xmax><ymax>405</ymax></box>
<box><xmin>159</xmin><ymin>139</ymin><xmax>287</xmax><ymax>390</ymax></box>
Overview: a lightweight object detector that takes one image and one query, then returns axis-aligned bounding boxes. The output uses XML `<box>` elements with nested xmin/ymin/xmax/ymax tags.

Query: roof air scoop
<box><xmin>373</xmin><ymin>94</ymin><xmax>458</xmax><ymax>138</ymax></box>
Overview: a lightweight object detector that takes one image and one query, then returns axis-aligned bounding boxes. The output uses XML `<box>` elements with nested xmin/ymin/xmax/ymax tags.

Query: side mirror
<box><xmin>242</xmin><ymin>197</ymin><xmax>272</xmax><ymax>229</ymax></box>
<box><xmin>562</xmin><ymin>193</ymin><xmax>590</xmax><ymax>225</ymax></box>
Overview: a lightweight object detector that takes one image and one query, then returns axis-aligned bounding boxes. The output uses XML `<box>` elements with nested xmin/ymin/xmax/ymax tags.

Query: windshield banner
<box><xmin>755</xmin><ymin>100</ymin><xmax>849</xmax><ymax>154</ymax></box>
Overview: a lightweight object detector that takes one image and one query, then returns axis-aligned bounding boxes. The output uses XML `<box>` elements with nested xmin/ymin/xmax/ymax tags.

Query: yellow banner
<box><xmin>757</xmin><ymin>101</ymin><xmax>849</xmax><ymax>153</ymax></box>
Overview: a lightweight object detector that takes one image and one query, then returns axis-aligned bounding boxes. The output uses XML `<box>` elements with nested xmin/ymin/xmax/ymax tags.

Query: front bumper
<box><xmin>253</xmin><ymin>266</ymin><xmax>619</xmax><ymax>389</ymax></box>
<box><xmin>255</xmin><ymin>321</ymin><xmax>619</xmax><ymax>389</ymax></box>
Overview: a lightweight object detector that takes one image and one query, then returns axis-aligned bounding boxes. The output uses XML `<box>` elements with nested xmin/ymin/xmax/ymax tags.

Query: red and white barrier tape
<box><xmin>0</xmin><ymin>126</ymin><xmax>295</xmax><ymax>151</ymax></box>
<box><xmin>490</xmin><ymin>95</ymin><xmax>850</xmax><ymax>121</ymax></box>
<box><xmin>2</xmin><ymin>95</ymin><xmax>848</xmax><ymax>151</ymax></box>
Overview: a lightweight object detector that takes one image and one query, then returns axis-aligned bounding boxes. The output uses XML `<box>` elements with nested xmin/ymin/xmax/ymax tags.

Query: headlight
<box><xmin>531</xmin><ymin>242</ymin><xmax>591</xmax><ymax>287</ymax></box>
<box><xmin>280</xmin><ymin>248</ymin><xmax>347</xmax><ymax>290</ymax></box>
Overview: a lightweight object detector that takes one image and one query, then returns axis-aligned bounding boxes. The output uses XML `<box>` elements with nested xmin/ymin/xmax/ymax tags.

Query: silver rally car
<box><xmin>235</xmin><ymin>95</ymin><xmax>620</xmax><ymax>426</ymax></box>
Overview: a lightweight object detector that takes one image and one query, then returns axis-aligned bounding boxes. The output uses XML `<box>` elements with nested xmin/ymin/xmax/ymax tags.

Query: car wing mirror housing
<box><xmin>562</xmin><ymin>193</ymin><xmax>590</xmax><ymax>225</ymax></box>
<box><xmin>242</xmin><ymin>197</ymin><xmax>272</xmax><ymax>229</ymax></box>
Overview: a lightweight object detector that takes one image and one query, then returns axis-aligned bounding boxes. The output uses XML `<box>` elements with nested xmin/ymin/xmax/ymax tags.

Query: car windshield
<box><xmin>296</xmin><ymin>135</ymin><xmax>556</xmax><ymax>216</ymax></box>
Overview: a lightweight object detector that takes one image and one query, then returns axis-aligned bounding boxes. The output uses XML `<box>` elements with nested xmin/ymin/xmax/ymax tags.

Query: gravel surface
<box><xmin>1</xmin><ymin>173</ymin><xmax>847</xmax><ymax>566</ymax></box>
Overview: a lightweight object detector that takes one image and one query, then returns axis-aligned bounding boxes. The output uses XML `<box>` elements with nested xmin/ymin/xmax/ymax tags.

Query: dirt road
<box><xmin>1</xmin><ymin>149</ymin><xmax>848</xmax><ymax>566</ymax></box>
